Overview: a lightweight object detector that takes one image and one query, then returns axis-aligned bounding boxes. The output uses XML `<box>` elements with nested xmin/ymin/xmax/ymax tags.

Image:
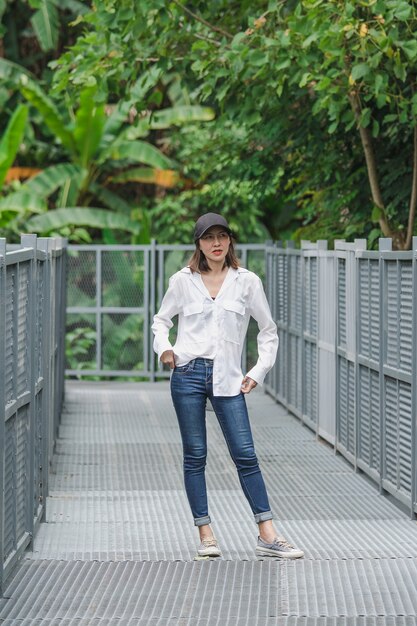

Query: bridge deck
<box><xmin>1</xmin><ymin>382</ymin><xmax>417</xmax><ymax>624</ymax></box>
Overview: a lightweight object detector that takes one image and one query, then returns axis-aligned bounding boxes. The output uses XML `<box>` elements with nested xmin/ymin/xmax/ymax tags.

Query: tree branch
<box><xmin>171</xmin><ymin>0</ymin><xmax>234</xmax><ymax>40</ymax></box>
<box><xmin>405</xmin><ymin>122</ymin><xmax>417</xmax><ymax>249</ymax></box>
<box><xmin>348</xmin><ymin>91</ymin><xmax>394</xmax><ymax>239</ymax></box>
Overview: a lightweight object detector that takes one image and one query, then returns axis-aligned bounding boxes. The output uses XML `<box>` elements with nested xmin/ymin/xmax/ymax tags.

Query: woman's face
<box><xmin>199</xmin><ymin>226</ymin><xmax>230</xmax><ymax>264</ymax></box>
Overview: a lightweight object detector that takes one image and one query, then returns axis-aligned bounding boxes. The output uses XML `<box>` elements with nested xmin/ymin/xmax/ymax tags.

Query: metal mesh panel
<box><xmin>338</xmin><ymin>258</ymin><xmax>346</xmax><ymax>348</ymax></box>
<box><xmin>16</xmin><ymin>405</ymin><xmax>29</xmax><ymax>541</ymax></box>
<box><xmin>304</xmin><ymin>257</ymin><xmax>317</xmax><ymax>337</ymax></box>
<box><xmin>66</xmin><ymin>250</ymin><xmax>96</xmax><ymax>307</ymax></box>
<box><xmin>277</xmin><ymin>254</ymin><xmax>288</xmax><ymax>325</ymax></box>
<box><xmin>102</xmin><ymin>251</ymin><xmax>145</xmax><ymax>308</ymax></box>
<box><xmin>359</xmin><ymin>258</ymin><xmax>380</xmax><ymax>362</ymax></box>
<box><xmin>35</xmin><ymin>259</ymin><xmax>45</xmax><ymax>381</ymax></box>
<box><xmin>288</xmin><ymin>334</ymin><xmax>302</xmax><ymax>411</ymax></box>
<box><xmin>304</xmin><ymin>341</ymin><xmax>317</xmax><ymax>424</ymax></box>
<box><xmin>65</xmin><ymin>313</ymin><xmax>96</xmax><ymax>371</ymax></box>
<box><xmin>102</xmin><ymin>314</ymin><xmax>144</xmax><ymax>372</ymax></box>
<box><xmin>358</xmin><ymin>365</ymin><xmax>380</xmax><ymax>473</ymax></box>
<box><xmin>33</xmin><ymin>389</ymin><xmax>43</xmax><ymax>518</ymax></box>
<box><xmin>384</xmin><ymin>377</ymin><xmax>412</xmax><ymax>498</ymax></box>
<box><xmin>17</xmin><ymin>262</ymin><xmax>30</xmax><ymax>396</ymax></box>
<box><xmin>4</xmin><ymin>416</ymin><xmax>15</xmax><ymax>560</ymax></box>
<box><xmin>278</xmin><ymin>329</ymin><xmax>288</xmax><ymax>401</ymax></box>
<box><xmin>5</xmin><ymin>268</ymin><xmax>15</xmax><ymax>404</ymax></box>
<box><xmin>288</xmin><ymin>254</ymin><xmax>302</xmax><ymax>331</ymax></box>
<box><xmin>338</xmin><ymin>357</ymin><xmax>355</xmax><ymax>454</ymax></box>
<box><xmin>386</xmin><ymin>261</ymin><xmax>413</xmax><ymax>373</ymax></box>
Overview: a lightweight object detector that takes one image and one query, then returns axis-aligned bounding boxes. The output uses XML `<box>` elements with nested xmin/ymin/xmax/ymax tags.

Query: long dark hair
<box><xmin>188</xmin><ymin>237</ymin><xmax>240</xmax><ymax>273</ymax></box>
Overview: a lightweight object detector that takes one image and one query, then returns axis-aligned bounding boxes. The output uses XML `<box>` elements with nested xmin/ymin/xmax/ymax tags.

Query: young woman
<box><xmin>152</xmin><ymin>212</ymin><xmax>304</xmax><ymax>559</ymax></box>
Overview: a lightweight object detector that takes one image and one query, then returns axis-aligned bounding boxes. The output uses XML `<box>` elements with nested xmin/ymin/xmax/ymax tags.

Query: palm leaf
<box><xmin>111</xmin><ymin>167</ymin><xmax>180</xmax><ymax>188</ymax></box>
<box><xmin>30</xmin><ymin>0</ymin><xmax>59</xmax><ymax>52</ymax></box>
<box><xmin>74</xmin><ymin>86</ymin><xmax>106</xmax><ymax>167</ymax></box>
<box><xmin>0</xmin><ymin>105</ymin><xmax>28</xmax><ymax>190</ymax></box>
<box><xmin>19</xmin><ymin>77</ymin><xmax>76</xmax><ymax>154</ymax></box>
<box><xmin>22</xmin><ymin>163</ymin><xmax>84</xmax><ymax>198</ymax></box>
<box><xmin>0</xmin><ymin>190</ymin><xmax>46</xmax><ymax>212</ymax></box>
<box><xmin>0</xmin><ymin>58</ymin><xmax>33</xmax><ymax>82</ymax></box>
<box><xmin>27</xmin><ymin>207</ymin><xmax>141</xmax><ymax>234</ymax></box>
<box><xmin>89</xmin><ymin>183</ymin><xmax>133</xmax><ymax>213</ymax></box>
<box><xmin>112</xmin><ymin>141</ymin><xmax>175</xmax><ymax>169</ymax></box>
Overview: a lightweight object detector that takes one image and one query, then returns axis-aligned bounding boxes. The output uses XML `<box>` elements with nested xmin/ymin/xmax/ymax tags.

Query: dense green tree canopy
<box><xmin>2</xmin><ymin>1</ymin><xmax>417</xmax><ymax>246</ymax></box>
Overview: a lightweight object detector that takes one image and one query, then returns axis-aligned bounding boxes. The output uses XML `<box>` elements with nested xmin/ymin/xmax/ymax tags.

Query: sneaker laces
<box><xmin>201</xmin><ymin>537</ymin><xmax>217</xmax><ymax>547</ymax></box>
<box><xmin>274</xmin><ymin>536</ymin><xmax>294</xmax><ymax>549</ymax></box>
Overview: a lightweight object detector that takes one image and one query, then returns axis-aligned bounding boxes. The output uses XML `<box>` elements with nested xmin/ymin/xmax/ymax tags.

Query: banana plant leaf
<box><xmin>30</xmin><ymin>0</ymin><xmax>59</xmax><ymax>52</ymax></box>
<box><xmin>0</xmin><ymin>191</ymin><xmax>47</xmax><ymax>212</ymax></box>
<box><xmin>112</xmin><ymin>141</ymin><xmax>175</xmax><ymax>169</ymax></box>
<box><xmin>74</xmin><ymin>86</ymin><xmax>106</xmax><ymax>167</ymax></box>
<box><xmin>21</xmin><ymin>163</ymin><xmax>84</xmax><ymax>198</ymax></box>
<box><xmin>19</xmin><ymin>77</ymin><xmax>76</xmax><ymax>154</ymax></box>
<box><xmin>111</xmin><ymin>167</ymin><xmax>180</xmax><ymax>188</ymax></box>
<box><xmin>89</xmin><ymin>183</ymin><xmax>133</xmax><ymax>214</ymax></box>
<box><xmin>27</xmin><ymin>207</ymin><xmax>141</xmax><ymax>234</ymax></box>
<box><xmin>0</xmin><ymin>105</ymin><xmax>28</xmax><ymax>190</ymax></box>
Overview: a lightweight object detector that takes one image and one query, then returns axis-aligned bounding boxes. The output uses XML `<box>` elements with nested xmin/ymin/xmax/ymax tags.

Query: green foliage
<box><xmin>0</xmin><ymin>104</ymin><xmax>28</xmax><ymax>189</ymax></box>
<box><xmin>54</xmin><ymin>0</ymin><xmax>417</xmax><ymax>247</ymax></box>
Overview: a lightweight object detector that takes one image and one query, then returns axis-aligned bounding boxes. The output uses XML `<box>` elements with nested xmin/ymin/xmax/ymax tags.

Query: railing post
<box><xmin>378</xmin><ymin>238</ymin><xmax>392</xmax><ymax>497</ymax></box>
<box><xmin>37</xmin><ymin>238</ymin><xmax>53</xmax><ymax>494</ymax></box>
<box><xmin>412</xmin><ymin>236</ymin><xmax>417</xmax><ymax>518</ymax></box>
<box><xmin>0</xmin><ymin>239</ymin><xmax>6</xmax><ymax>595</ymax></box>
<box><xmin>20</xmin><ymin>234</ymin><xmax>38</xmax><ymax>547</ymax></box>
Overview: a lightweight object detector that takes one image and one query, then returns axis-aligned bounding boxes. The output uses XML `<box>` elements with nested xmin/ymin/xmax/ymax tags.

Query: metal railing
<box><xmin>66</xmin><ymin>243</ymin><xmax>266</xmax><ymax>379</ymax></box>
<box><xmin>265</xmin><ymin>238</ymin><xmax>417</xmax><ymax>518</ymax></box>
<box><xmin>0</xmin><ymin>235</ymin><xmax>67</xmax><ymax>594</ymax></box>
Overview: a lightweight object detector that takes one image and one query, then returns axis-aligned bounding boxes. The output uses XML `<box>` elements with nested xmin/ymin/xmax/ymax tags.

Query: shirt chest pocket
<box><xmin>182</xmin><ymin>301</ymin><xmax>206</xmax><ymax>340</ymax></box>
<box><xmin>222</xmin><ymin>300</ymin><xmax>246</xmax><ymax>344</ymax></box>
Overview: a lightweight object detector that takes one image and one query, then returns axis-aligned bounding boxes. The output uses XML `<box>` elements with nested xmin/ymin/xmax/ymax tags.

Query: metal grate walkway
<box><xmin>1</xmin><ymin>382</ymin><xmax>417</xmax><ymax>625</ymax></box>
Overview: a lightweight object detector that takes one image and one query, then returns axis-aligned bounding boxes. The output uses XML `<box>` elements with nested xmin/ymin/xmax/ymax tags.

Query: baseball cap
<box><xmin>194</xmin><ymin>212</ymin><xmax>233</xmax><ymax>241</ymax></box>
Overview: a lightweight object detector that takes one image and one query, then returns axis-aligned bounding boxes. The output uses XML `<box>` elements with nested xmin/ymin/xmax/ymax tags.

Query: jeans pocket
<box><xmin>173</xmin><ymin>361</ymin><xmax>193</xmax><ymax>374</ymax></box>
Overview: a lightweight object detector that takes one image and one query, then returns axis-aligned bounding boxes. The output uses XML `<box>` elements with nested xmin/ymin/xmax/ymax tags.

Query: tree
<box><xmin>51</xmin><ymin>0</ymin><xmax>417</xmax><ymax>248</ymax></box>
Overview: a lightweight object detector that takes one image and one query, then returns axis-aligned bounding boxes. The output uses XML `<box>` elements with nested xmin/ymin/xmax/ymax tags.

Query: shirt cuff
<box><xmin>156</xmin><ymin>340</ymin><xmax>174</xmax><ymax>361</ymax></box>
<box><xmin>245</xmin><ymin>364</ymin><xmax>267</xmax><ymax>387</ymax></box>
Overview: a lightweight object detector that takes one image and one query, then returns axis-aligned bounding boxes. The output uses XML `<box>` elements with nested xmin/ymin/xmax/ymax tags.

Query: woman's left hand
<box><xmin>241</xmin><ymin>376</ymin><xmax>257</xmax><ymax>394</ymax></box>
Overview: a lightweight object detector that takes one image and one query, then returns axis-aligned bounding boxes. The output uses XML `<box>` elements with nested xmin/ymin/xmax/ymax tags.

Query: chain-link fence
<box><xmin>265</xmin><ymin>238</ymin><xmax>417</xmax><ymax>519</ymax></box>
<box><xmin>0</xmin><ymin>235</ymin><xmax>67</xmax><ymax>594</ymax></box>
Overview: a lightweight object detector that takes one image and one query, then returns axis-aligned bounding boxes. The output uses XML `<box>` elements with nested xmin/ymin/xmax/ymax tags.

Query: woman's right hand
<box><xmin>160</xmin><ymin>350</ymin><xmax>176</xmax><ymax>369</ymax></box>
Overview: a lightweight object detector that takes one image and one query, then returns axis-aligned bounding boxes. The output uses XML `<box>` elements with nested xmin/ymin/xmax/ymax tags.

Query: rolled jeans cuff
<box><xmin>194</xmin><ymin>515</ymin><xmax>211</xmax><ymax>527</ymax></box>
<box><xmin>254</xmin><ymin>511</ymin><xmax>273</xmax><ymax>524</ymax></box>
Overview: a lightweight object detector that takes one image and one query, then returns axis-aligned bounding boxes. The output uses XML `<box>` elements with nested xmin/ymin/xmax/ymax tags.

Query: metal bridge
<box><xmin>1</xmin><ymin>236</ymin><xmax>417</xmax><ymax>624</ymax></box>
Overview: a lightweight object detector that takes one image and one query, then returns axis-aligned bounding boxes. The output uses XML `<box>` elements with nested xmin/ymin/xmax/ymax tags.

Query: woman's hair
<box><xmin>188</xmin><ymin>236</ymin><xmax>240</xmax><ymax>273</ymax></box>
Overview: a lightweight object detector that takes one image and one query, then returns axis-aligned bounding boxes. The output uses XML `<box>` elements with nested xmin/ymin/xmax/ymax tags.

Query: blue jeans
<box><xmin>170</xmin><ymin>358</ymin><xmax>273</xmax><ymax>527</ymax></box>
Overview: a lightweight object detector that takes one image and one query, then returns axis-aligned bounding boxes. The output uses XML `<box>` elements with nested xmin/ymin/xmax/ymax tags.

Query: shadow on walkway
<box><xmin>1</xmin><ymin>382</ymin><xmax>417</xmax><ymax>624</ymax></box>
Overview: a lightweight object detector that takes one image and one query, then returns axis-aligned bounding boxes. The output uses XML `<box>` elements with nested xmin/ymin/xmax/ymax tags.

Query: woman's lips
<box><xmin>212</xmin><ymin>250</ymin><xmax>223</xmax><ymax>255</ymax></box>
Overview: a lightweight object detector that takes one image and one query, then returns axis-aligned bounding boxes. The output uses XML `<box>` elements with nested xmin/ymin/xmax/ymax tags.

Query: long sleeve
<box><xmin>151</xmin><ymin>275</ymin><xmax>181</xmax><ymax>360</ymax></box>
<box><xmin>245</xmin><ymin>276</ymin><xmax>279</xmax><ymax>385</ymax></box>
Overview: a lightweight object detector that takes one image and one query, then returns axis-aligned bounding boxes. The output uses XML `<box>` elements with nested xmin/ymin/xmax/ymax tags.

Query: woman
<box><xmin>152</xmin><ymin>212</ymin><xmax>304</xmax><ymax>559</ymax></box>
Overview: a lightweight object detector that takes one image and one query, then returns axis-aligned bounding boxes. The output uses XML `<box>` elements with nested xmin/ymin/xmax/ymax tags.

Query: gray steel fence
<box><xmin>265</xmin><ymin>238</ymin><xmax>417</xmax><ymax>518</ymax></box>
<box><xmin>65</xmin><ymin>239</ymin><xmax>416</xmax><ymax>517</ymax></box>
<box><xmin>0</xmin><ymin>234</ymin><xmax>67</xmax><ymax>594</ymax></box>
<box><xmin>66</xmin><ymin>243</ymin><xmax>266</xmax><ymax>379</ymax></box>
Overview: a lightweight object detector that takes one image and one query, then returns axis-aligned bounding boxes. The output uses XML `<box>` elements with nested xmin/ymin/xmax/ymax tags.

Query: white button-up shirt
<box><xmin>152</xmin><ymin>266</ymin><xmax>279</xmax><ymax>396</ymax></box>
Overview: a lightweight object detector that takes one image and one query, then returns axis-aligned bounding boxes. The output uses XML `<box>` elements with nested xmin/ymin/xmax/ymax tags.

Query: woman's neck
<box><xmin>204</xmin><ymin>260</ymin><xmax>227</xmax><ymax>275</ymax></box>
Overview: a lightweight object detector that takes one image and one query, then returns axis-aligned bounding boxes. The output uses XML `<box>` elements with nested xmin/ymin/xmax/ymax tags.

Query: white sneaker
<box><xmin>197</xmin><ymin>537</ymin><xmax>221</xmax><ymax>557</ymax></box>
<box><xmin>256</xmin><ymin>535</ymin><xmax>304</xmax><ymax>559</ymax></box>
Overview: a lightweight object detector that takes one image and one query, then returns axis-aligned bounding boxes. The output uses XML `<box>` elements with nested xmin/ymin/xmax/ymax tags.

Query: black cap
<box><xmin>194</xmin><ymin>212</ymin><xmax>232</xmax><ymax>241</ymax></box>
